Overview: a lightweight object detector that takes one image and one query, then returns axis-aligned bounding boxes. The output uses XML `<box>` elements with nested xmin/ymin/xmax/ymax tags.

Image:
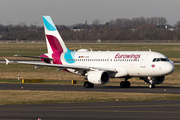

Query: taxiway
<box><xmin>0</xmin><ymin>83</ymin><xmax>180</xmax><ymax>120</ymax></box>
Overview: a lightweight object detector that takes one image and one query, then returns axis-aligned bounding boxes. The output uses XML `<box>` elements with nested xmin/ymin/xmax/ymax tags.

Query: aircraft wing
<box><xmin>5</xmin><ymin>59</ymin><xmax>117</xmax><ymax>72</ymax></box>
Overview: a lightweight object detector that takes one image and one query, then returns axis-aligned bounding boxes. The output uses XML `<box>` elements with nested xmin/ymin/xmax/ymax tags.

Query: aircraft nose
<box><xmin>165</xmin><ymin>63</ymin><xmax>174</xmax><ymax>75</ymax></box>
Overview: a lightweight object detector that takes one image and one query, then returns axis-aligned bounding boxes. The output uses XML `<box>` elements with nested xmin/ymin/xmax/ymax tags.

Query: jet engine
<box><xmin>85</xmin><ymin>71</ymin><xmax>110</xmax><ymax>84</ymax></box>
<box><xmin>141</xmin><ymin>76</ymin><xmax>165</xmax><ymax>84</ymax></box>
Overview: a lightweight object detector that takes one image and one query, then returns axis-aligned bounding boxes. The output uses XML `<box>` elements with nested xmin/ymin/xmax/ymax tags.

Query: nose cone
<box><xmin>165</xmin><ymin>63</ymin><xmax>174</xmax><ymax>75</ymax></box>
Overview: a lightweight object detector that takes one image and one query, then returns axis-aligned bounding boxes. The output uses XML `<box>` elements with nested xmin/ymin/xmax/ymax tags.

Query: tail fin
<box><xmin>43</xmin><ymin>16</ymin><xmax>67</xmax><ymax>54</ymax></box>
<box><xmin>43</xmin><ymin>16</ymin><xmax>75</xmax><ymax>64</ymax></box>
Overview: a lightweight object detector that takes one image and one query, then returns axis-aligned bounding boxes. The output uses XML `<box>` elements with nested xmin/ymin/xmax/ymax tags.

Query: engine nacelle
<box><xmin>85</xmin><ymin>71</ymin><xmax>110</xmax><ymax>84</ymax></box>
<box><xmin>141</xmin><ymin>76</ymin><xmax>165</xmax><ymax>84</ymax></box>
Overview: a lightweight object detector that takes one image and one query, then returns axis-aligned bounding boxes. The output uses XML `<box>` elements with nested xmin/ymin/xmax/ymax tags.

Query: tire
<box><xmin>126</xmin><ymin>81</ymin><xmax>130</xmax><ymax>88</ymax></box>
<box><xmin>120</xmin><ymin>81</ymin><xmax>130</xmax><ymax>88</ymax></box>
<box><xmin>84</xmin><ymin>81</ymin><xmax>89</xmax><ymax>88</ymax></box>
<box><xmin>89</xmin><ymin>83</ymin><xmax>94</xmax><ymax>88</ymax></box>
<box><xmin>120</xmin><ymin>81</ymin><xmax>126</xmax><ymax>88</ymax></box>
<box><xmin>149</xmin><ymin>84</ymin><xmax>155</xmax><ymax>88</ymax></box>
<box><xmin>84</xmin><ymin>81</ymin><xmax>94</xmax><ymax>88</ymax></box>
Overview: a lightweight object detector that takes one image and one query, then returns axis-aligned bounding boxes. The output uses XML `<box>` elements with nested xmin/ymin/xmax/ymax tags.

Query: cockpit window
<box><xmin>152</xmin><ymin>58</ymin><xmax>168</xmax><ymax>62</ymax></box>
<box><xmin>160</xmin><ymin>58</ymin><xmax>167</xmax><ymax>61</ymax></box>
<box><xmin>166</xmin><ymin>58</ymin><xmax>171</xmax><ymax>62</ymax></box>
<box><xmin>157</xmin><ymin>58</ymin><xmax>161</xmax><ymax>62</ymax></box>
<box><xmin>153</xmin><ymin>58</ymin><xmax>156</xmax><ymax>62</ymax></box>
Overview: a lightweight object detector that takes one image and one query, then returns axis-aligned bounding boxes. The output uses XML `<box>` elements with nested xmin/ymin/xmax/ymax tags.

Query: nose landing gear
<box><xmin>148</xmin><ymin>77</ymin><xmax>156</xmax><ymax>88</ymax></box>
<box><xmin>149</xmin><ymin>84</ymin><xmax>155</xmax><ymax>88</ymax></box>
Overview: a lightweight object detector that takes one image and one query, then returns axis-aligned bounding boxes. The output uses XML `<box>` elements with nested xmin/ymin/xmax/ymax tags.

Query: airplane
<box><xmin>5</xmin><ymin>16</ymin><xmax>175</xmax><ymax>89</ymax></box>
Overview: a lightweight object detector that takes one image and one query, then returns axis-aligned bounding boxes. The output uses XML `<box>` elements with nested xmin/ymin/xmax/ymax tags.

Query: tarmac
<box><xmin>0</xmin><ymin>83</ymin><xmax>180</xmax><ymax>120</ymax></box>
<box><xmin>0</xmin><ymin>83</ymin><xmax>180</xmax><ymax>94</ymax></box>
<box><xmin>1</xmin><ymin>100</ymin><xmax>180</xmax><ymax>120</ymax></box>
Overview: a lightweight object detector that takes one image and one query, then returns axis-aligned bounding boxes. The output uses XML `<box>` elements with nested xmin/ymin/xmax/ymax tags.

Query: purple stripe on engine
<box><xmin>46</xmin><ymin>35</ymin><xmax>63</xmax><ymax>54</ymax></box>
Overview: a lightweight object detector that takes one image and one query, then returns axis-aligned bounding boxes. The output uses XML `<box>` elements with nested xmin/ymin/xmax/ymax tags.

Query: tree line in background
<box><xmin>1</xmin><ymin>16</ymin><xmax>180</xmax><ymax>41</ymax></box>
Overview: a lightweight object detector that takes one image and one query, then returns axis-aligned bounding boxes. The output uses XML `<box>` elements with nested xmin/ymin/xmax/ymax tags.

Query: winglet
<box><xmin>5</xmin><ymin>58</ymin><xmax>10</xmax><ymax>65</ymax></box>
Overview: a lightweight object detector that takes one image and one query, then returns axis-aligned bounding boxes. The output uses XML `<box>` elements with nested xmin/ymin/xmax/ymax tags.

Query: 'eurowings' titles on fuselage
<box><xmin>115</xmin><ymin>53</ymin><xmax>141</xmax><ymax>59</ymax></box>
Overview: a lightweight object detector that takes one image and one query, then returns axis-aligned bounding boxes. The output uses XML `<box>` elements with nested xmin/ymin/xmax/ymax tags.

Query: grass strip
<box><xmin>0</xmin><ymin>90</ymin><xmax>180</xmax><ymax>105</ymax></box>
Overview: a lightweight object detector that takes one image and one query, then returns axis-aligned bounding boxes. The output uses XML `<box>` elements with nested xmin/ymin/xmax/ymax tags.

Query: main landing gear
<box><xmin>84</xmin><ymin>81</ymin><xmax>94</xmax><ymax>88</ymax></box>
<box><xmin>120</xmin><ymin>78</ymin><xmax>130</xmax><ymax>88</ymax></box>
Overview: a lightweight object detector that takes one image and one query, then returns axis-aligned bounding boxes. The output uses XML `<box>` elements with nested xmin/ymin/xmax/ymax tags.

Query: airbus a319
<box><xmin>5</xmin><ymin>16</ymin><xmax>174</xmax><ymax>88</ymax></box>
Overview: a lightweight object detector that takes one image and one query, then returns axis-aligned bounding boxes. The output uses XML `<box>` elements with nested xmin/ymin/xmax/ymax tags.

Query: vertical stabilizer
<box><xmin>43</xmin><ymin>16</ymin><xmax>67</xmax><ymax>54</ymax></box>
<box><xmin>43</xmin><ymin>16</ymin><xmax>75</xmax><ymax>64</ymax></box>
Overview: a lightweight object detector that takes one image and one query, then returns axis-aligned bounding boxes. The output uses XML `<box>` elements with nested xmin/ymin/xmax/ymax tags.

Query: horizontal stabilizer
<box><xmin>14</xmin><ymin>55</ymin><xmax>53</xmax><ymax>60</ymax></box>
<box><xmin>5</xmin><ymin>58</ymin><xmax>17</xmax><ymax>65</ymax></box>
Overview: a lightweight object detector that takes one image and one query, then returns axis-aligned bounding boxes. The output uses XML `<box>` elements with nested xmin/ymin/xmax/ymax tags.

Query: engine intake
<box><xmin>85</xmin><ymin>71</ymin><xmax>110</xmax><ymax>84</ymax></box>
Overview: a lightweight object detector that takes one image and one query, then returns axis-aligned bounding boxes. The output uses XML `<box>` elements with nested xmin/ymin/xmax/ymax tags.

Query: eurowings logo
<box><xmin>115</xmin><ymin>53</ymin><xmax>141</xmax><ymax>59</ymax></box>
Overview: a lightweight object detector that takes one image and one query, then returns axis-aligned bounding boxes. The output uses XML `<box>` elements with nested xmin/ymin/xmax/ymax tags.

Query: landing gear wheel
<box><xmin>149</xmin><ymin>84</ymin><xmax>155</xmax><ymax>88</ymax></box>
<box><xmin>84</xmin><ymin>81</ymin><xmax>94</xmax><ymax>88</ymax></box>
<box><xmin>120</xmin><ymin>81</ymin><xmax>131</xmax><ymax>88</ymax></box>
<box><xmin>120</xmin><ymin>81</ymin><xmax>126</xmax><ymax>88</ymax></box>
<box><xmin>89</xmin><ymin>83</ymin><xmax>94</xmax><ymax>88</ymax></box>
<box><xmin>126</xmin><ymin>81</ymin><xmax>130</xmax><ymax>88</ymax></box>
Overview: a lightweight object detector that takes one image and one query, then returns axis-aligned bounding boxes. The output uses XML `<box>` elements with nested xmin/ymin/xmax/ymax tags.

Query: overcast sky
<box><xmin>0</xmin><ymin>0</ymin><xmax>180</xmax><ymax>26</ymax></box>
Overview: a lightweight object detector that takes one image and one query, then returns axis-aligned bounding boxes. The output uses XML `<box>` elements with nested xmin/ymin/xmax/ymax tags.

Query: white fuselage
<box><xmin>61</xmin><ymin>50</ymin><xmax>174</xmax><ymax>78</ymax></box>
